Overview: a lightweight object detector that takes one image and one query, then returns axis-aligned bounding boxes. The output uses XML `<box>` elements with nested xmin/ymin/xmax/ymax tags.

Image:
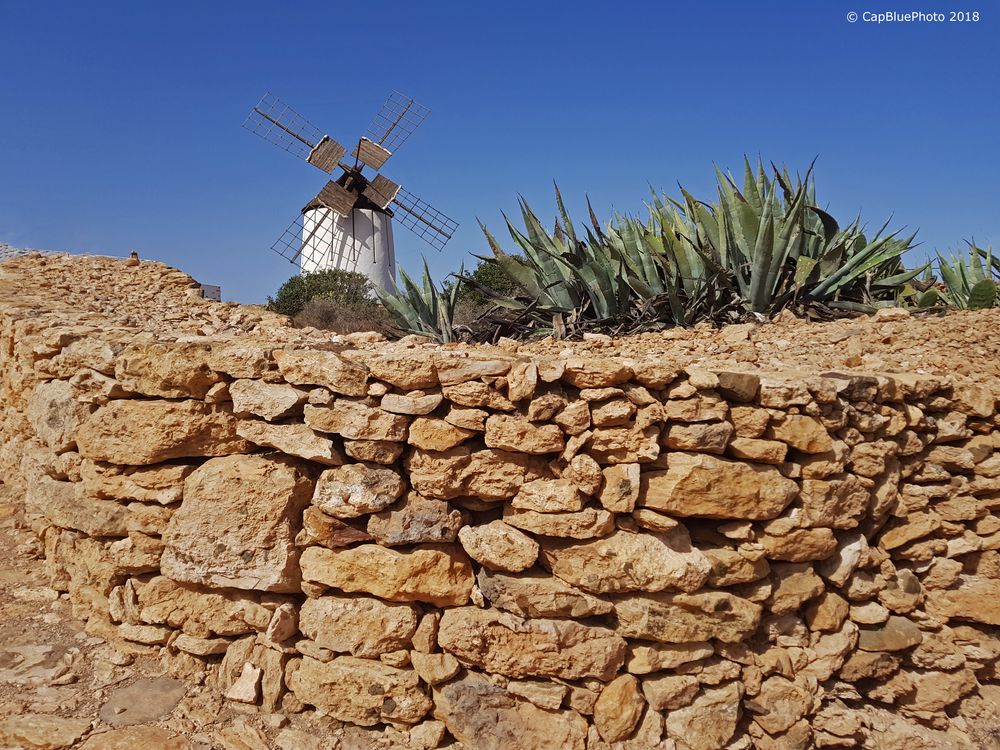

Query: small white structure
<box><xmin>300</xmin><ymin>205</ymin><xmax>396</xmax><ymax>291</ymax></box>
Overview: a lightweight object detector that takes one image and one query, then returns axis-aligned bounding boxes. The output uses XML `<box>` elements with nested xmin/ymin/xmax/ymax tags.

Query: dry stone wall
<box><xmin>3</xmin><ymin>254</ymin><xmax>1000</xmax><ymax>749</ymax></box>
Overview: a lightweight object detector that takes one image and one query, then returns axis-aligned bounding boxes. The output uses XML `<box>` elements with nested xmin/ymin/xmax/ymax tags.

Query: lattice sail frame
<box><xmin>270</xmin><ymin>211</ymin><xmax>363</xmax><ymax>275</ymax></box>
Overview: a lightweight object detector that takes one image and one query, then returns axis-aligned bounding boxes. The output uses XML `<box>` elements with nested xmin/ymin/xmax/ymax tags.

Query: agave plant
<box><xmin>376</xmin><ymin>259</ymin><xmax>464</xmax><ymax>343</ymax></box>
<box><xmin>473</xmin><ymin>185</ymin><xmax>726</xmax><ymax>337</ymax></box>
<box><xmin>668</xmin><ymin>158</ymin><xmax>924</xmax><ymax>315</ymax></box>
<box><xmin>921</xmin><ymin>242</ymin><xmax>1000</xmax><ymax>309</ymax></box>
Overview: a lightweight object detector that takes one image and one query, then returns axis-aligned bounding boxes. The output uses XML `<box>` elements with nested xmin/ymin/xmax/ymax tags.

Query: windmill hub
<box><xmin>244</xmin><ymin>92</ymin><xmax>458</xmax><ymax>291</ymax></box>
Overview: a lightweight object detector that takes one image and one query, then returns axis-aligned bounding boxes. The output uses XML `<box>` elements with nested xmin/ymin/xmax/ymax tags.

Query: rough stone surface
<box><xmin>540</xmin><ymin>527</ymin><xmax>711</xmax><ymax>594</ymax></box>
<box><xmin>300</xmin><ymin>544</ymin><xmax>474</xmax><ymax>606</ymax></box>
<box><xmin>287</xmin><ymin>655</ymin><xmax>431</xmax><ymax>726</ymax></box>
<box><xmin>298</xmin><ymin>595</ymin><xmax>419</xmax><ymax>657</ymax></box>
<box><xmin>641</xmin><ymin>452</ymin><xmax>798</xmax><ymax>520</ymax></box>
<box><xmin>438</xmin><ymin>607</ymin><xmax>626</xmax><ymax>680</ymax></box>
<box><xmin>160</xmin><ymin>455</ymin><xmax>312</xmax><ymax>592</ymax></box>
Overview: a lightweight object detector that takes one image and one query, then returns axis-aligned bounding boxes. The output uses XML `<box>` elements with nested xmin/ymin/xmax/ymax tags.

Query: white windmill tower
<box><xmin>245</xmin><ymin>91</ymin><xmax>458</xmax><ymax>290</ymax></box>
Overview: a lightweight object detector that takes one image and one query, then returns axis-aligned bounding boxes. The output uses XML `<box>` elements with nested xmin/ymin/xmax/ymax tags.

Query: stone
<box><xmin>507</xmin><ymin>360</ymin><xmax>538</xmax><ymax>402</ymax></box>
<box><xmin>664</xmin><ymin>682</ymin><xmax>743</xmax><ymax>750</ymax></box>
<box><xmin>485</xmin><ymin>414</ymin><xmax>565</xmax><ymax>454</ymax></box>
<box><xmin>27</xmin><ymin>379</ymin><xmax>96</xmax><ymax>452</ymax></box>
<box><xmin>598</xmin><ymin>463</ymin><xmax>640</xmax><ymax>512</ymax></box>
<box><xmin>367</xmin><ymin>492</ymin><xmax>464</xmax><ymax>546</ymax></box>
<box><xmin>342</xmin><ymin>439</ymin><xmax>404</xmax><ymax>465</ymax></box>
<box><xmin>225</xmin><ymin>662</ymin><xmax>263</xmax><ymax>703</ymax></box>
<box><xmin>367</xmin><ymin>354</ymin><xmax>439</xmax><ymax>390</ymax></box>
<box><xmin>297</xmin><ymin>506</ymin><xmax>372</xmax><ymax>549</ymax></box>
<box><xmin>927</xmin><ymin>577</ymin><xmax>1000</xmax><ymax>625</ymax></box>
<box><xmin>80</xmin><ymin>461</ymin><xmax>192</xmax><ymax>505</ymax></box>
<box><xmin>901</xmin><ymin>667</ymin><xmax>977</xmax><ymax>712</ymax></box>
<box><xmin>311</xmin><ymin>463</ymin><xmax>406</xmax><ymax>518</ymax></box>
<box><xmin>99</xmin><ymin>676</ymin><xmax>187</xmax><ymax>726</ymax></box>
<box><xmin>554</xmin><ymin>400</ymin><xmax>592</xmax><ymax>435</ymax></box>
<box><xmin>715</xmin><ymin>371</ymin><xmax>761</xmax><ymax>402</ymax></box>
<box><xmin>434</xmin><ymin>355</ymin><xmax>511</xmax><ymax>385</ymax></box>
<box><xmin>662</xmin><ymin>394</ymin><xmax>729</xmax><ymax>423</ymax></box>
<box><xmin>806</xmin><ymin>591</ymin><xmax>850</xmax><ymax>632</ymax></box>
<box><xmin>730</xmin><ymin>406</ymin><xmax>771</xmax><ymax>438</ymax></box>
<box><xmin>727</xmin><ymin>437</ymin><xmax>788</xmax><ymax>464</ymax></box>
<box><xmin>444</xmin><ymin>406</ymin><xmax>488</xmax><ymax>431</ymax></box>
<box><xmin>540</xmin><ymin>527</ymin><xmax>710</xmax><ymax>594</ymax></box>
<box><xmin>381</xmin><ymin>391</ymin><xmax>444</xmax><ymax>415</ymax></box>
<box><xmin>703</xmin><ymin>547</ymin><xmax>770</xmax><ymax>586</ymax></box>
<box><xmin>407</xmin><ymin>417</ymin><xmax>475</xmax><ymax>450</ymax></box>
<box><xmin>442</xmin><ymin>380</ymin><xmax>515</xmax><ymax>410</ymax></box>
<box><xmin>506</xmin><ymin>679</ymin><xmax>568</xmax><ymax>709</ymax></box>
<box><xmin>287</xmin><ymin>655</ymin><xmax>431</xmax><ymax>726</ymax></box>
<box><xmin>563</xmin><ymin>358</ymin><xmax>634</xmax><ymax>388</ymax></box>
<box><xmin>236</xmin><ymin>420</ymin><xmax>344</xmax><ymax>465</ymax></box>
<box><xmin>858</xmin><ymin>616</ymin><xmax>923</xmax><ymax>652</ymax></box>
<box><xmin>767</xmin><ymin>414</ymin><xmax>834</xmax><ymax>453</ymax></box>
<box><xmin>458</xmin><ymin>520</ymin><xmax>539</xmax><ymax>572</ymax></box>
<box><xmin>594</xmin><ymin>675</ymin><xmax>645</xmax><ymax>742</ymax></box>
<box><xmin>591</xmin><ymin>398</ymin><xmax>637</xmax><ymax>427</ymax></box>
<box><xmin>641</xmin><ymin>452</ymin><xmax>798</xmax><ymax>520</ymax></box>
<box><xmin>615</xmin><ymin>591</ymin><xmax>762</xmax><ymax>643</ymax></box>
<box><xmin>78</xmin><ymin>726</ymin><xmax>191</xmax><ymax>750</ymax></box>
<box><xmin>115</xmin><ymin>341</ymin><xmax>221</xmax><ymax>398</ymax></box>
<box><xmin>799</xmin><ymin>475</ymin><xmax>869</xmax><ymax>530</ymax></box>
<box><xmin>663</xmin><ymin>421</ymin><xmax>734</xmax><ymax>454</ymax></box>
<box><xmin>562</xmin><ymin>453</ymin><xmax>603</xmax><ymax>495</ymax></box>
<box><xmin>512</xmin><ymin>478</ymin><xmax>585</xmax><ymax>512</ymax></box>
<box><xmin>265</xmin><ymin>602</ymin><xmax>298</xmax><ymax>643</ymax></box>
<box><xmin>433</xmin><ymin>672</ymin><xmax>588</xmax><ymax>750</ymax></box>
<box><xmin>229</xmin><ymin>379</ymin><xmax>307</xmax><ymax>420</ymax></box>
<box><xmin>77</xmin><ymin>400</ymin><xmax>249</xmax><ymax>465</ymax></box>
<box><xmin>839</xmin><ymin>650</ymin><xmax>900</xmax><ymax>682</ymax></box>
<box><xmin>761</xmin><ymin>527</ymin><xmax>838</xmax><ymax>562</ymax></box>
<box><xmin>135</xmin><ymin>576</ymin><xmax>270</xmax><ymax>637</ymax></box>
<box><xmin>304</xmin><ymin>399</ymin><xmax>408</xmax><ymax>441</ymax></box>
<box><xmin>27</xmin><ymin>475</ymin><xmax>128</xmax><ymax>537</ymax></box>
<box><xmin>817</xmin><ymin>532</ymin><xmax>868</xmax><ymax>586</ymax></box>
<box><xmin>409</xmin><ymin>651</ymin><xmax>460</xmax><ymax>685</ymax></box>
<box><xmin>0</xmin><ymin>714</ymin><xmax>92</xmax><ymax>749</ymax></box>
<box><xmin>273</xmin><ymin>348</ymin><xmax>369</xmax><ymax>396</ymax></box>
<box><xmin>767</xmin><ymin>563</ymin><xmax>825</xmax><ymax>615</ymax></box>
<box><xmin>747</xmin><ymin>676</ymin><xmax>812</xmax><ymax>734</ymax></box>
<box><xmin>437</xmin><ymin>607</ymin><xmax>625</xmax><ymax>680</ymax></box>
<box><xmin>300</xmin><ymin>544</ymin><xmax>473</xmax><ymax>607</ymax></box>
<box><xmin>503</xmin><ymin>506</ymin><xmax>614</xmax><ymax>539</ymax></box>
<box><xmin>641</xmin><ymin>674</ymin><xmax>699</xmax><ymax>710</ymax></box>
<box><xmin>587</xmin><ymin>425</ymin><xmax>660</xmax><ymax>464</ymax></box>
<box><xmin>477</xmin><ymin>568</ymin><xmax>613</xmax><ymax>618</ymax></box>
<box><xmin>161</xmin><ymin>455</ymin><xmax>312</xmax><ymax>593</ymax></box>
<box><xmin>406</xmin><ymin>446</ymin><xmax>548</xmax><ymax>500</ymax></box>
<box><xmin>625</xmin><ymin>641</ymin><xmax>714</xmax><ymax>674</ymax></box>
<box><xmin>298</xmin><ymin>595</ymin><xmax>419</xmax><ymax>657</ymax></box>
<box><xmin>880</xmin><ymin>512</ymin><xmax>941</xmax><ymax>550</ymax></box>
<box><xmin>119</xmin><ymin>622</ymin><xmax>172</xmax><ymax>644</ymax></box>
<box><xmin>174</xmin><ymin>633</ymin><xmax>232</xmax><ymax>656</ymax></box>
<box><xmin>218</xmin><ymin>636</ymin><xmax>288</xmax><ymax>711</ymax></box>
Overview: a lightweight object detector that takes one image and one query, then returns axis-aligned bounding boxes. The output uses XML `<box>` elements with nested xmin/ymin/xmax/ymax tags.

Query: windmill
<box><xmin>244</xmin><ymin>91</ymin><xmax>458</xmax><ymax>290</ymax></box>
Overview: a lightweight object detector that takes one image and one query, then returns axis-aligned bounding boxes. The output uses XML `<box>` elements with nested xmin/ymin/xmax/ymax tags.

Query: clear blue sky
<box><xmin>1</xmin><ymin>1</ymin><xmax>997</xmax><ymax>303</ymax></box>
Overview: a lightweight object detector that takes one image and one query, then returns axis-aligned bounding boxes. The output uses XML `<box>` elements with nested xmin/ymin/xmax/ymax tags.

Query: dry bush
<box><xmin>293</xmin><ymin>299</ymin><xmax>392</xmax><ymax>334</ymax></box>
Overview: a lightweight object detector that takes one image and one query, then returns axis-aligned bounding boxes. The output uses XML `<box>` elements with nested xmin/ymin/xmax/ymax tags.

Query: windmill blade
<box><xmin>392</xmin><ymin>187</ymin><xmax>458</xmax><ymax>252</ymax></box>
<box><xmin>270</xmin><ymin>208</ymin><xmax>363</xmax><ymax>274</ymax></box>
<box><xmin>363</xmin><ymin>174</ymin><xmax>401</xmax><ymax>210</ymax></box>
<box><xmin>315</xmin><ymin>180</ymin><xmax>358</xmax><ymax>216</ymax></box>
<box><xmin>363</xmin><ymin>91</ymin><xmax>430</xmax><ymax>160</ymax></box>
<box><xmin>244</xmin><ymin>92</ymin><xmax>333</xmax><ymax>166</ymax></box>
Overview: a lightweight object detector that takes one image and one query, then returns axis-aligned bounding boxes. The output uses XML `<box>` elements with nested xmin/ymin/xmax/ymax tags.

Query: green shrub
<box><xmin>267</xmin><ymin>268</ymin><xmax>375</xmax><ymax>317</ymax></box>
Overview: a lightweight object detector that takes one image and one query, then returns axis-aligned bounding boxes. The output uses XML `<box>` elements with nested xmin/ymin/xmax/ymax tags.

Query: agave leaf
<box><xmin>968</xmin><ymin>279</ymin><xmax>998</xmax><ymax>309</ymax></box>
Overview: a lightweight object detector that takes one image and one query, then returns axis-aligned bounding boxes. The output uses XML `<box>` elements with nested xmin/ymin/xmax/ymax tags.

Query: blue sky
<box><xmin>1</xmin><ymin>1</ymin><xmax>997</xmax><ymax>303</ymax></box>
